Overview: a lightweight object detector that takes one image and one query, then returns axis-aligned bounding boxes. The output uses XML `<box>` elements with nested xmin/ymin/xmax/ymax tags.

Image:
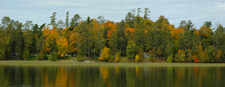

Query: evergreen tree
<box><xmin>109</xmin><ymin>29</ymin><xmax>118</xmax><ymax>55</ymax></box>
<box><xmin>70</xmin><ymin>14</ymin><xmax>81</xmax><ymax>28</ymax></box>
<box><xmin>65</xmin><ymin>12</ymin><xmax>69</xmax><ymax>28</ymax></box>
<box><xmin>117</xmin><ymin>20</ymin><xmax>127</xmax><ymax>56</ymax></box>
<box><xmin>50</xmin><ymin>12</ymin><xmax>57</xmax><ymax>26</ymax></box>
<box><xmin>15</xmin><ymin>22</ymin><xmax>24</xmax><ymax>59</ymax></box>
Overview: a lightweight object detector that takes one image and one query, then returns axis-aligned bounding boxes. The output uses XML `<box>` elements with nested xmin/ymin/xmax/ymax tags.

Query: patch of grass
<box><xmin>46</xmin><ymin>54</ymin><xmax>51</xmax><ymax>59</ymax></box>
<box><xmin>76</xmin><ymin>55</ymin><xmax>85</xmax><ymax>62</ymax></box>
<box><xmin>50</xmin><ymin>52</ymin><xmax>58</xmax><ymax>61</ymax></box>
<box><xmin>144</xmin><ymin>57</ymin><xmax>150</xmax><ymax>62</ymax></box>
<box><xmin>58</xmin><ymin>56</ymin><xmax>72</xmax><ymax>60</ymax></box>
<box><xmin>0</xmin><ymin>61</ymin><xmax>225</xmax><ymax>67</ymax></box>
<box><xmin>120</xmin><ymin>57</ymin><xmax>132</xmax><ymax>62</ymax></box>
<box><xmin>92</xmin><ymin>57</ymin><xmax>99</xmax><ymax>61</ymax></box>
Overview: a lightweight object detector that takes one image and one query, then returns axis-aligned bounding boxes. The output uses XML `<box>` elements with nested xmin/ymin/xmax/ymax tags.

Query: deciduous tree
<box><xmin>99</xmin><ymin>47</ymin><xmax>110</xmax><ymax>61</ymax></box>
<box><xmin>126</xmin><ymin>40</ymin><xmax>137</xmax><ymax>60</ymax></box>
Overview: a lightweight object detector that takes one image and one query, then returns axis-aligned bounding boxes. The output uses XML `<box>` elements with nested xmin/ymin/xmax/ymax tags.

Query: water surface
<box><xmin>0</xmin><ymin>65</ymin><xmax>224</xmax><ymax>87</ymax></box>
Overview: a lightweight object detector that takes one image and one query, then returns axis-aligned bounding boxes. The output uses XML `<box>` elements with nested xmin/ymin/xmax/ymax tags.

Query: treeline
<box><xmin>0</xmin><ymin>8</ymin><xmax>225</xmax><ymax>62</ymax></box>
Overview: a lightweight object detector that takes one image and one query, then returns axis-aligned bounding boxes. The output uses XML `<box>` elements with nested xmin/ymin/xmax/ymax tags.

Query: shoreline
<box><xmin>0</xmin><ymin>60</ymin><xmax>225</xmax><ymax>67</ymax></box>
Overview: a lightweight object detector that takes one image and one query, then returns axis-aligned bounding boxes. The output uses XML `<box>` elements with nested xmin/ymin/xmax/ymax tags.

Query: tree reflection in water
<box><xmin>0</xmin><ymin>65</ymin><xmax>224</xmax><ymax>87</ymax></box>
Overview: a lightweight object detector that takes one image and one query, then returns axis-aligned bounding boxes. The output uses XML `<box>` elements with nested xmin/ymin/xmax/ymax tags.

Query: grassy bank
<box><xmin>0</xmin><ymin>60</ymin><xmax>225</xmax><ymax>67</ymax></box>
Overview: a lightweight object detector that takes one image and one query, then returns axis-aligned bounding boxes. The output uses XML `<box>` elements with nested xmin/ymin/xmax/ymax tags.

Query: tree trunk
<box><xmin>94</xmin><ymin>52</ymin><xmax>95</xmax><ymax>60</ymax></box>
<box><xmin>88</xmin><ymin>46</ymin><xmax>90</xmax><ymax>60</ymax></box>
<box><xmin>120</xmin><ymin>34</ymin><xmax>122</xmax><ymax>56</ymax></box>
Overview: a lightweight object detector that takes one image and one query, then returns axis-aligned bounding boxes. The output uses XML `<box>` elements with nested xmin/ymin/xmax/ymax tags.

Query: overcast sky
<box><xmin>0</xmin><ymin>0</ymin><xmax>225</xmax><ymax>28</ymax></box>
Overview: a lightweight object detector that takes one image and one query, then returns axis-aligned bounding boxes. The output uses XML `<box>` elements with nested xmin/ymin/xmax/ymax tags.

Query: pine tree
<box><xmin>15</xmin><ymin>22</ymin><xmax>24</xmax><ymax>59</ymax></box>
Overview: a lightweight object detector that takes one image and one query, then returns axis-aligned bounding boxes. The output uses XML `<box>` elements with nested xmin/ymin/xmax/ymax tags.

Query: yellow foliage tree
<box><xmin>56</xmin><ymin>37</ymin><xmax>68</xmax><ymax>57</ymax></box>
<box><xmin>175</xmin><ymin>49</ymin><xmax>186</xmax><ymax>62</ymax></box>
<box><xmin>199</xmin><ymin>25</ymin><xmax>212</xmax><ymax>38</ymax></box>
<box><xmin>135</xmin><ymin>55</ymin><xmax>139</xmax><ymax>62</ymax></box>
<box><xmin>42</xmin><ymin>26</ymin><xmax>51</xmax><ymax>52</ymax></box>
<box><xmin>42</xmin><ymin>26</ymin><xmax>50</xmax><ymax>36</ymax></box>
<box><xmin>114</xmin><ymin>52</ymin><xmax>120</xmax><ymax>62</ymax></box>
<box><xmin>99</xmin><ymin>47</ymin><xmax>110</xmax><ymax>61</ymax></box>
<box><xmin>68</xmin><ymin>32</ymin><xmax>78</xmax><ymax>54</ymax></box>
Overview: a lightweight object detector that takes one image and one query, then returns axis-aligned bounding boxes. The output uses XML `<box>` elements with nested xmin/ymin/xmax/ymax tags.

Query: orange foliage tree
<box><xmin>170</xmin><ymin>27</ymin><xmax>184</xmax><ymax>40</ymax></box>
<box><xmin>216</xmin><ymin>50</ymin><xmax>222</xmax><ymax>62</ymax></box>
<box><xmin>103</xmin><ymin>21</ymin><xmax>116</xmax><ymax>40</ymax></box>
<box><xmin>68</xmin><ymin>32</ymin><xmax>78</xmax><ymax>55</ymax></box>
<box><xmin>193</xmin><ymin>55</ymin><xmax>199</xmax><ymax>63</ymax></box>
<box><xmin>125</xmin><ymin>28</ymin><xmax>135</xmax><ymax>40</ymax></box>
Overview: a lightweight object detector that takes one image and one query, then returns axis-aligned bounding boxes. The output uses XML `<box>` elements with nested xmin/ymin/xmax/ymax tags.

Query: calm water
<box><xmin>0</xmin><ymin>65</ymin><xmax>224</xmax><ymax>87</ymax></box>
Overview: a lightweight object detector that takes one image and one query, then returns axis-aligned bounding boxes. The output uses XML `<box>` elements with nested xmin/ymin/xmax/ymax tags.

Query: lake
<box><xmin>0</xmin><ymin>63</ymin><xmax>225</xmax><ymax>87</ymax></box>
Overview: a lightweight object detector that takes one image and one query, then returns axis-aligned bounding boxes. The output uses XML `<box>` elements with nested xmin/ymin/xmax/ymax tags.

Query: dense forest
<box><xmin>0</xmin><ymin>8</ymin><xmax>225</xmax><ymax>63</ymax></box>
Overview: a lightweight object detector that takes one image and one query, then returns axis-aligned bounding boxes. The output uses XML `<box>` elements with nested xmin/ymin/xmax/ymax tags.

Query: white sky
<box><xmin>0</xmin><ymin>0</ymin><xmax>225</xmax><ymax>28</ymax></box>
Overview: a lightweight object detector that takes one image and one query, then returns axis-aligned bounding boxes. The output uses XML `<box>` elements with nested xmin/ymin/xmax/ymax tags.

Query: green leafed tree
<box><xmin>126</xmin><ymin>40</ymin><xmax>137</xmax><ymax>60</ymax></box>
